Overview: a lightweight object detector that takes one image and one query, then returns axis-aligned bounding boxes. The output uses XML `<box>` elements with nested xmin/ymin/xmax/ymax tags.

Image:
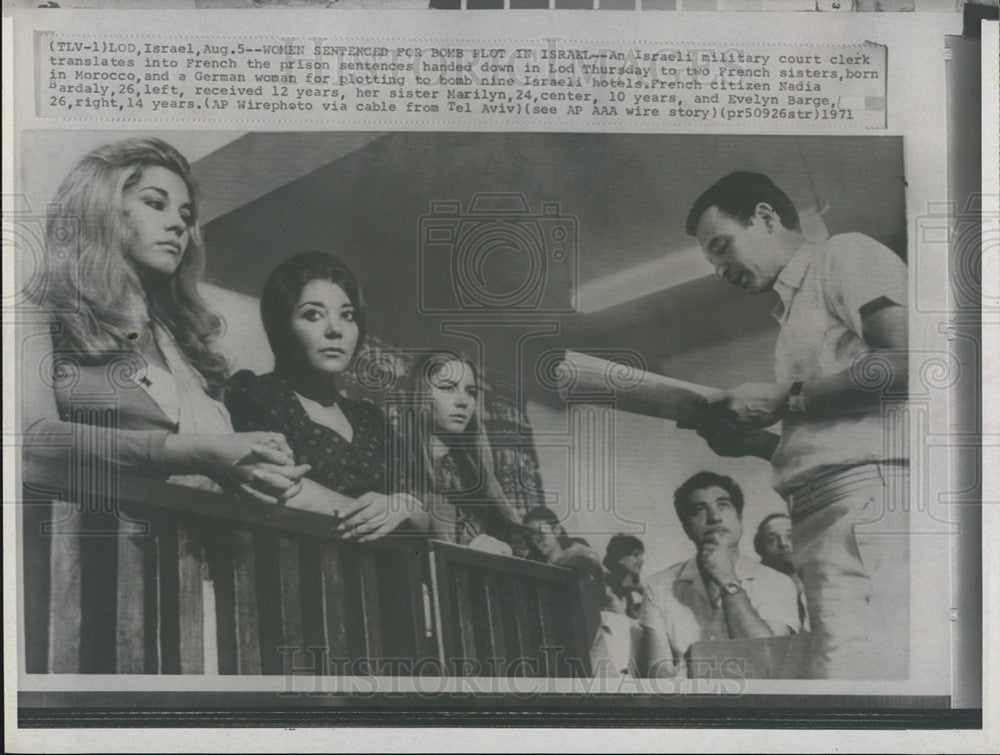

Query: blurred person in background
<box><xmin>755</xmin><ymin>513</ymin><xmax>808</xmax><ymax>629</ymax></box>
<box><xmin>590</xmin><ymin>534</ymin><xmax>646</xmax><ymax>679</ymax></box>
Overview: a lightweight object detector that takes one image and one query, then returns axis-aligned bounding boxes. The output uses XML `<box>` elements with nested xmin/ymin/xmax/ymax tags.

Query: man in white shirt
<box><xmin>754</xmin><ymin>513</ymin><xmax>795</xmax><ymax>576</ymax></box>
<box><xmin>640</xmin><ymin>472</ymin><xmax>800</xmax><ymax>678</ymax></box>
<box><xmin>754</xmin><ymin>513</ymin><xmax>808</xmax><ymax>629</ymax></box>
<box><xmin>683</xmin><ymin>171</ymin><xmax>910</xmax><ymax>679</ymax></box>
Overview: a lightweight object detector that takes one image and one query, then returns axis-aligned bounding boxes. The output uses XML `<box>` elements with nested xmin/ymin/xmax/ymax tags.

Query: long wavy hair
<box><xmin>42</xmin><ymin>138</ymin><xmax>227</xmax><ymax>395</ymax></box>
<box><xmin>402</xmin><ymin>352</ymin><xmax>522</xmax><ymax>532</ymax></box>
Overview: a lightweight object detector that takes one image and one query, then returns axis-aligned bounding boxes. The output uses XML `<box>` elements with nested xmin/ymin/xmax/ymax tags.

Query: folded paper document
<box><xmin>557</xmin><ymin>351</ymin><xmax>716</xmax><ymax>423</ymax></box>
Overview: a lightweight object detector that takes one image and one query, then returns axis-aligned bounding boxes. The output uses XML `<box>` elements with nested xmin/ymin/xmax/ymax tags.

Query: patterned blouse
<box><xmin>224</xmin><ymin>370</ymin><xmax>393</xmax><ymax>497</ymax></box>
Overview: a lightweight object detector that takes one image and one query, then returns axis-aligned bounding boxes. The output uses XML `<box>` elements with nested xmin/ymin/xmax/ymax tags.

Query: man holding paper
<box><xmin>682</xmin><ymin>171</ymin><xmax>909</xmax><ymax>679</ymax></box>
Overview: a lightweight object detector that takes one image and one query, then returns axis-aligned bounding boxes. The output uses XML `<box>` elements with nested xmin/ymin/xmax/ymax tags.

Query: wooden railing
<box><xmin>21</xmin><ymin>462</ymin><xmax>591</xmax><ymax>678</ymax></box>
<box><xmin>430</xmin><ymin>541</ymin><xmax>592</xmax><ymax>678</ymax></box>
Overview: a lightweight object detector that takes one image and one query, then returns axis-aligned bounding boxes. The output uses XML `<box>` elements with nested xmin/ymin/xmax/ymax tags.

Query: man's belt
<box><xmin>787</xmin><ymin>462</ymin><xmax>908</xmax><ymax>523</ymax></box>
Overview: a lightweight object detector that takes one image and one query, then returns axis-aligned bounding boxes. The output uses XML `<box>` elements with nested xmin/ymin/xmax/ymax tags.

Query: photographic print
<box><xmin>3</xmin><ymin>5</ymin><xmax>992</xmax><ymax>750</ymax></box>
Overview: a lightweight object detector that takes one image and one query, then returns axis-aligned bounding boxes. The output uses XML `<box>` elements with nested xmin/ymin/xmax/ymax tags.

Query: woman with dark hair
<box><xmin>224</xmin><ymin>251</ymin><xmax>426</xmax><ymax>539</ymax></box>
<box><xmin>603</xmin><ymin>534</ymin><xmax>645</xmax><ymax>620</ymax></box>
<box><xmin>593</xmin><ymin>534</ymin><xmax>645</xmax><ymax>678</ymax></box>
<box><xmin>22</xmin><ymin>137</ymin><xmax>308</xmax><ymax>500</ymax></box>
<box><xmin>401</xmin><ymin>351</ymin><xmax>524</xmax><ymax>555</ymax></box>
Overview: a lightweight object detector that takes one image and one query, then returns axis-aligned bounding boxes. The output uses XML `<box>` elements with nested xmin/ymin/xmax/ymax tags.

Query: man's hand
<box><xmin>677</xmin><ymin>410</ymin><xmax>780</xmax><ymax>460</ymax></box>
<box><xmin>698</xmin><ymin>539</ymin><xmax>739</xmax><ymax>586</ymax></box>
<box><xmin>705</xmin><ymin>383</ymin><xmax>789</xmax><ymax>431</ymax></box>
<box><xmin>694</xmin><ymin>422</ymin><xmax>779</xmax><ymax>459</ymax></box>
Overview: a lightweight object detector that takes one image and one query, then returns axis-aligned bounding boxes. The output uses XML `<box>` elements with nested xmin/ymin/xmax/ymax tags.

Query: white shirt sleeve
<box><xmin>822</xmin><ymin>233</ymin><xmax>908</xmax><ymax>339</ymax></box>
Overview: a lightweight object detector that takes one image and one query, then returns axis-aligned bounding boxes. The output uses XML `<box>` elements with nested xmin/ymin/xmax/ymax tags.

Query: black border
<box><xmin>17</xmin><ymin>706</ymin><xmax>981</xmax><ymax>730</ymax></box>
<box><xmin>12</xmin><ymin>6</ymin><xmax>993</xmax><ymax>737</ymax></box>
<box><xmin>17</xmin><ymin>692</ymin><xmax>981</xmax><ymax>729</ymax></box>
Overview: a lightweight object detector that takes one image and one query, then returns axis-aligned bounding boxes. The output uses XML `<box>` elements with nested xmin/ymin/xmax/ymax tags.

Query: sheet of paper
<box><xmin>559</xmin><ymin>349</ymin><xmax>714</xmax><ymax>420</ymax></box>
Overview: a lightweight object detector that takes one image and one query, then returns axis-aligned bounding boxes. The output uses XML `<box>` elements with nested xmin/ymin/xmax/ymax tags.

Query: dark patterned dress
<box><xmin>224</xmin><ymin>370</ymin><xmax>392</xmax><ymax>497</ymax></box>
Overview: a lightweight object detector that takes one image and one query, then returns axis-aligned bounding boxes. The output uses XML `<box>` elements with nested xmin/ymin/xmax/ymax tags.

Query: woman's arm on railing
<box><xmin>21</xmin><ymin>327</ymin><xmax>173</xmax><ymax>474</ymax></box>
<box><xmin>265</xmin><ymin>477</ymin><xmax>429</xmax><ymax>541</ymax></box>
<box><xmin>338</xmin><ymin>492</ymin><xmax>430</xmax><ymax>542</ymax></box>
<box><xmin>21</xmin><ymin>327</ymin><xmax>309</xmax><ymax>503</ymax></box>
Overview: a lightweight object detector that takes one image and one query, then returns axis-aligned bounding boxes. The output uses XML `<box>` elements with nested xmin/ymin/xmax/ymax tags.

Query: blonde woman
<box><xmin>401</xmin><ymin>352</ymin><xmax>524</xmax><ymax>555</ymax></box>
<box><xmin>22</xmin><ymin>138</ymin><xmax>308</xmax><ymax>500</ymax></box>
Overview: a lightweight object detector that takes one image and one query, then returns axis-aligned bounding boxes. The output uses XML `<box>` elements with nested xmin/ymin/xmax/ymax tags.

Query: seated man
<box><xmin>640</xmin><ymin>472</ymin><xmax>801</xmax><ymax>678</ymax></box>
<box><xmin>754</xmin><ymin>512</ymin><xmax>808</xmax><ymax>629</ymax></box>
<box><xmin>754</xmin><ymin>512</ymin><xmax>795</xmax><ymax>576</ymax></box>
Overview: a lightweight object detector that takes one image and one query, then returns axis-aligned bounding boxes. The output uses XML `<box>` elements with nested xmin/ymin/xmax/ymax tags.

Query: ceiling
<box><xmin>197</xmin><ymin>131</ymin><xmax>906</xmax><ymax>401</ymax></box>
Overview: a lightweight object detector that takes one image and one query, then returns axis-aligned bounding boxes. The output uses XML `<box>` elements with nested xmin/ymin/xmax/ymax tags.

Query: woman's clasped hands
<box><xmin>163</xmin><ymin>431</ymin><xmax>312</xmax><ymax>505</ymax></box>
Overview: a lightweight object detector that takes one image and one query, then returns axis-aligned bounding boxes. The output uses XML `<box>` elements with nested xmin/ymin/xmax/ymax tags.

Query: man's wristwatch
<box><xmin>787</xmin><ymin>380</ymin><xmax>806</xmax><ymax>414</ymax></box>
<box><xmin>720</xmin><ymin>580</ymin><xmax>743</xmax><ymax>596</ymax></box>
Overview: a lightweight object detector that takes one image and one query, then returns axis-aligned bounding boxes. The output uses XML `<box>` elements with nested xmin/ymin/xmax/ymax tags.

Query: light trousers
<box><xmin>789</xmin><ymin>463</ymin><xmax>910</xmax><ymax>679</ymax></box>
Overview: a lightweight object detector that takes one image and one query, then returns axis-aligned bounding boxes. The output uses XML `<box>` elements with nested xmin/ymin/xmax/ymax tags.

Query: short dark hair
<box><xmin>603</xmin><ymin>534</ymin><xmax>644</xmax><ymax>573</ymax></box>
<box><xmin>259</xmin><ymin>251</ymin><xmax>367</xmax><ymax>373</ymax></box>
<box><xmin>685</xmin><ymin>171</ymin><xmax>801</xmax><ymax>237</ymax></box>
<box><xmin>523</xmin><ymin>504</ymin><xmax>562</xmax><ymax>530</ymax></box>
<box><xmin>753</xmin><ymin>512</ymin><xmax>790</xmax><ymax>559</ymax></box>
<box><xmin>522</xmin><ymin>505</ymin><xmax>585</xmax><ymax>550</ymax></box>
<box><xmin>673</xmin><ymin>471</ymin><xmax>745</xmax><ymax>523</ymax></box>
